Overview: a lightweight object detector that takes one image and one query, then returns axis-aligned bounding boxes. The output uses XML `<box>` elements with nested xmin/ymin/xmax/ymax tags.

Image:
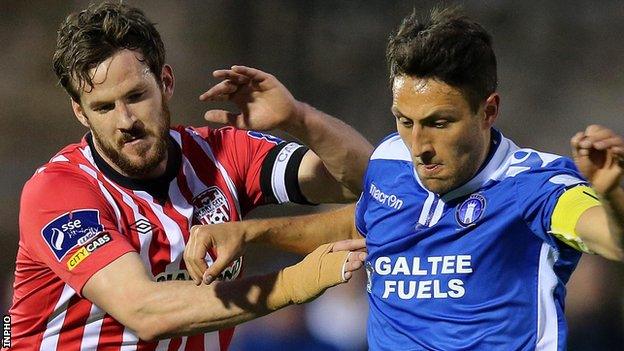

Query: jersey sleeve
<box><xmin>193</xmin><ymin>127</ymin><xmax>310</xmax><ymax>214</ymax></box>
<box><xmin>514</xmin><ymin>153</ymin><xmax>597</xmax><ymax>252</ymax></box>
<box><xmin>354</xmin><ymin>164</ymin><xmax>373</xmax><ymax>237</ymax></box>
<box><xmin>19</xmin><ymin>165</ymin><xmax>135</xmax><ymax>296</ymax></box>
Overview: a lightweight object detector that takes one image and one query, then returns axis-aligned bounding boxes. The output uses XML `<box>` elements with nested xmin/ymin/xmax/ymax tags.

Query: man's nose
<box><xmin>115</xmin><ymin>102</ymin><xmax>136</xmax><ymax>130</ymax></box>
<box><xmin>410</xmin><ymin>126</ymin><xmax>434</xmax><ymax>161</ymax></box>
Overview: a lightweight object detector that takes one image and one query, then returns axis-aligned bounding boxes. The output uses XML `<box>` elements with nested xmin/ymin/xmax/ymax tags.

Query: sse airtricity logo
<box><xmin>455</xmin><ymin>194</ymin><xmax>486</xmax><ymax>227</ymax></box>
<box><xmin>41</xmin><ymin>209</ymin><xmax>105</xmax><ymax>261</ymax></box>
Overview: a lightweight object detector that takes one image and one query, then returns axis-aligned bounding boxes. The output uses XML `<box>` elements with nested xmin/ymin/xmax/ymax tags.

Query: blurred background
<box><xmin>1</xmin><ymin>1</ymin><xmax>624</xmax><ymax>350</ymax></box>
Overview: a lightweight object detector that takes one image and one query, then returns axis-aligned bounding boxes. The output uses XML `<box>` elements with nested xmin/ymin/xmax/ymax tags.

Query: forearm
<box><xmin>246</xmin><ymin>204</ymin><xmax>359</xmax><ymax>254</ymax></box>
<box><xmin>138</xmin><ymin>273</ymin><xmax>282</xmax><ymax>340</ymax></box>
<box><xmin>134</xmin><ymin>244</ymin><xmax>348</xmax><ymax>340</ymax></box>
<box><xmin>600</xmin><ymin>187</ymin><xmax>624</xmax><ymax>258</ymax></box>
<box><xmin>285</xmin><ymin>103</ymin><xmax>373</xmax><ymax>194</ymax></box>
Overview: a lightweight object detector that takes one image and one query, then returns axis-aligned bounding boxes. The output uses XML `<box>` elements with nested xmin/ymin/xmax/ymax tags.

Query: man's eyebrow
<box><xmin>391</xmin><ymin>107</ymin><xmax>408</xmax><ymax>119</ymax></box>
<box><xmin>391</xmin><ymin>107</ymin><xmax>458</xmax><ymax>122</ymax></box>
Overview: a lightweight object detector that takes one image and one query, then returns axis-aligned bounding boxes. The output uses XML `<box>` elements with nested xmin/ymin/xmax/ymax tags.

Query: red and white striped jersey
<box><xmin>9</xmin><ymin>125</ymin><xmax>308</xmax><ymax>351</ymax></box>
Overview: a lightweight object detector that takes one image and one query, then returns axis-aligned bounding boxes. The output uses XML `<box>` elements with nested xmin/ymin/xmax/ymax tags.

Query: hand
<box><xmin>330</xmin><ymin>239</ymin><xmax>367</xmax><ymax>280</ymax></box>
<box><xmin>185</xmin><ymin>223</ymin><xmax>248</xmax><ymax>285</ymax></box>
<box><xmin>199</xmin><ymin>66</ymin><xmax>304</xmax><ymax>132</ymax></box>
<box><xmin>571</xmin><ymin>125</ymin><xmax>624</xmax><ymax>194</ymax></box>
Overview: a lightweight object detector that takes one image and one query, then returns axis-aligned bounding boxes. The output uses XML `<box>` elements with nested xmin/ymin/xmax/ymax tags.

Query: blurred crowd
<box><xmin>1</xmin><ymin>1</ymin><xmax>623</xmax><ymax>349</ymax></box>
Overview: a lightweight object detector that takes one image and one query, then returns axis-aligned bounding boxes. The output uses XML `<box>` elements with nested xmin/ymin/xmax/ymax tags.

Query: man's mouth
<box><xmin>121</xmin><ymin>132</ymin><xmax>147</xmax><ymax>145</ymax></box>
<box><xmin>418</xmin><ymin>163</ymin><xmax>443</xmax><ymax>175</ymax></box>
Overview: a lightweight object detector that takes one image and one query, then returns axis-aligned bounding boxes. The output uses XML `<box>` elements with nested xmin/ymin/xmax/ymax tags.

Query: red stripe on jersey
<box><xmin>96</xmin><ymin>314</ymin><xmax>125</xmax><ymax>350</ymax></box>
<box><xmin>219</xmin><ymin>328</ymin><xmax>235</xmax><ymax>351</ymax></box>
<box><xmin>139</xmin><ymin>201</ymin><xmax>173</xmax><ymax>276</ymax></box>
<box><xmin>56</xmin><ymin>296</ymin><xmax>92</xmax><ymax>349</ymax></box>
<box><xmin>167</xmin><ymin>337</ymin><xmax>183</xmax><ymax>351</ymax></box>
<box><xmin>185</xmin><ymin>335</ymin><xmax>205</xmax><ymax>351</ymax></box>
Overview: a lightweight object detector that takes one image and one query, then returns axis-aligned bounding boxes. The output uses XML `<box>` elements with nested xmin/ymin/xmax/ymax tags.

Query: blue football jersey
<box><xmin>356</xmin><ymin>130</ymin><xmax>591</xmax><ymax>351</ymax></box>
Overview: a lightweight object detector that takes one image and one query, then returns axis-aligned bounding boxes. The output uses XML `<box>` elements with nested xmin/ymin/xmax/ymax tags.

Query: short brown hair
<box><xmin>53</xmin><ymin>1</ymin><xmax>165</xmax><ymax>102</ymax></box>
<box><xmin>387</xmin><ymin>7</ymin><xmax>497</xmax><ymax>113</ymax></box>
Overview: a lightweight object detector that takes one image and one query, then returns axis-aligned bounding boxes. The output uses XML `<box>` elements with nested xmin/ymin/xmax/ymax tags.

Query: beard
<box><xmin>91</xmin><ymin>98</ymin><xmax>171</xmax><ymax>178</ymax></box>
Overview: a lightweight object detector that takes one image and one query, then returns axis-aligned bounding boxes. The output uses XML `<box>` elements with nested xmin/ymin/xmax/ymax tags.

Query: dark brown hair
<box><xmin>387</xmin><ymin>7</ymin><xmax>497</xmax><ymax>112</ymax></box>
<box><xmin>53</xmin><ymin>1</ymin><xmax>165</xmax><ymax>102</ymax></box>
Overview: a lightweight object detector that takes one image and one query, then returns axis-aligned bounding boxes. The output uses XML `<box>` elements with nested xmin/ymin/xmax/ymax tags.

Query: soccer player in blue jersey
<box><xmin>184</xmin><ymin>7</ymin><xmax>624</xmax><ymax>350</ymax></box>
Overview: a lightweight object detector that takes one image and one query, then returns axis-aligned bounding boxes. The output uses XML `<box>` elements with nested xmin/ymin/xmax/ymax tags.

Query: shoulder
<box><xmin>498</xmin><ymin>147</ymin><xmax>586</xmax><ymax>189</ymax></box>
<box><xmin>370</xmin><ymin>132</ymin><xmax>411</xmax><ymax>162</ymax></box>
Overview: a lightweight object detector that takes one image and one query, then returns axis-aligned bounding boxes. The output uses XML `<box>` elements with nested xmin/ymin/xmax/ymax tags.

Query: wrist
<box><xmin>282</xmin><ymin>101</ymin><xmax>314</xmax><ymax>138</ymax></box>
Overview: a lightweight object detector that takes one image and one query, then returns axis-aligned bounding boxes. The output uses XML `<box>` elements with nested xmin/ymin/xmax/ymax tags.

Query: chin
<box><xmin>420</xmin><ymin>179</ymin><xmax>456</xmax><ymax>195</ymax></box>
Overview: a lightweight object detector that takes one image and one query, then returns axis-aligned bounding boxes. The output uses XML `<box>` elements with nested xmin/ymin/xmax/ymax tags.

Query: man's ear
<box><xmin>71</xmin><ymin>98</ymin><xmax>90</xmax><ymax>128</ymax></box>
<box><xmin>161</xmin><ymin>64</ymin><xmax>175</xmax><ymax>101</ymax></box>
<box><xmin>482</xmin><ymin>93</ymin><xmax>500</xmax><ymax>128</ymax></box>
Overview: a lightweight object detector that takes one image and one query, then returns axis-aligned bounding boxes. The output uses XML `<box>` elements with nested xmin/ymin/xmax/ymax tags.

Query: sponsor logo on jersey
<box><xmin>372</xmin><ymin>255</ymin><xmax>473</xmax><ymax>300</ymax></box>
<box><xmin>129</xmin><ymin>218</ymin><xmax>153</xmax><ymax>234</ymax></box>
<box><xmin>455</xmin><ymin>194</ymin><xmax>486</xmax><ymax>227</ymax></box>
<box><xmin>154</xmin><ymin>256</ymin><xmax>243</xmax><ymax>282</ymax></box>
<box><xmin>369</xmin><ymin>182</ymin><xmax>404</xmax><ymax>210</ymax></box>
<box><xmin>66</xmin><ymin>233</ymin><xmax>112</xmax><ymax>270</ymax></box>
<box><xmin>41</xmin><ymin>209</ymin><xmax>105</xmax><ymax>261</ymax></box>
<box><xmin>193</xmin><ymin>186</ymin><xmax>231</xmax><ymax>224</ymax></box>
<box><xmin>246</xmin><ymin>131</ymin><xmax>283</xmax><ymax>145</ymax></box>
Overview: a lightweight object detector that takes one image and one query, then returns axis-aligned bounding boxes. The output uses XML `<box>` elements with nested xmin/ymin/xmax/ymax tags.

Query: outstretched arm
<box><xmin>200</xmin><ymin>66</ymin><xmax>373</xmax><ymax>202</ymax></box>
<box><xmin>570</xmin><ymin>125</ymin><xmax>624</xmax><ymax>261</ymax></box>
<box><xmin>83</xmin><ymin>243</ymin><xmax>364</xmax><ymax>341</ymax></box>
<box><xmin>185</xmin><ymin>204</ymin><xmax>364</xmax><ymax>284</ymax></box>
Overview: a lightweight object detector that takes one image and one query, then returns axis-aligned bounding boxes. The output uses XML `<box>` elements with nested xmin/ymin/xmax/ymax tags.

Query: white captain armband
<box><xmin>549</xmin><ymin>185</ymin><xmax>601</xmax><ymax>253</ymax></box>
<box><xmin>260</xmin><ymin>142</ymin><xmax>313</xmax><ymax>204</ymax></box>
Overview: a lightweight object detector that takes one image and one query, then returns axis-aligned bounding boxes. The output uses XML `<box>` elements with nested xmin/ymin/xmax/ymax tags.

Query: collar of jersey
<box><xmin>85</xmin><ymin>131</ymin><xmax>182</xmax><ymax>200</ymax></box>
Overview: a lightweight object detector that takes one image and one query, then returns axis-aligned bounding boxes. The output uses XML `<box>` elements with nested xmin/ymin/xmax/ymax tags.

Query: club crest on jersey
<box><xmin>246</xmin><ymin>131</ymin><xmax>283</xmax><ymax>145</ymax></box>
<box><xmin>455</xmin><ymin>194</ymin><xmax>486</xmax><ymax>227</ymax></box>
<box><xmin>193</xmin><ymin>186</ymin><xmax>231</xmax><ymax>224</ymax></box>
<box><xmin>41</xmin><ymin>209</ymin><xmax>105</xmax><ymax>261</ymax></box>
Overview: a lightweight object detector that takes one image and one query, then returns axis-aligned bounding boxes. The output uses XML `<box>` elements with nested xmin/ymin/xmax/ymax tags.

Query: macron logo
<box><xmin>369</xmin><ymin>183</ymin><xmax>403</xmax><ymax>210</ymax></box>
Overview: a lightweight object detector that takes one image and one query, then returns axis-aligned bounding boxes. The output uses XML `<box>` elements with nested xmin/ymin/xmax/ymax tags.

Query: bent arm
<box><xmin>84</xmin><ymin>244</ymin><xmax>352</xmax><ymax>341</ymax></box>
<box><xmin>288</xmin><ymin>103</ymin><xmax>373</xmax><ymax>203</ymax></box>
<box><xmin>575</xmin><ymin>187</ymin><xmax>624</xmax><ymax>261</ymax></box>
<box><xmin>244</xmin><ymin>204</ymin><xmax>361</xmax><ymax>255</ymax></box>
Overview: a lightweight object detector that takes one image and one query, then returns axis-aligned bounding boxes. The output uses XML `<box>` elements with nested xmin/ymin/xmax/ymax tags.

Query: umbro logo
<box><xmin>129</xmin><ymin>219</ymin><xmax>153</xmax><ymax>234</ymax></box>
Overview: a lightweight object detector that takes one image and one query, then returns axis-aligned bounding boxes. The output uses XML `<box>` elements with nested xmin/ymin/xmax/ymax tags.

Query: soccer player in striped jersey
<box><xmin>7</xmin><ymin>2</ymin><xmax>371</xmax><ymax>350</ymax></box>
<box><xmin>185</xmin><ymin>7</ymin><xmax>624</xmax><ymax>351</ymax></box>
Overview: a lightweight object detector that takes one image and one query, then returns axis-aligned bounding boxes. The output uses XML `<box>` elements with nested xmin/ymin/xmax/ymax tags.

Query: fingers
<box><xmin>212</xmin><ymin>69</ymin><xmax>250</xmax><ymax>85</ymax></box>
<box><xmin>230</xmin><ymin>65</ymin><xmax>271</xmax><ymax>82</ymax></box>
<box><xmin>331</xmin><ymin>238</ymin><xmax>367</xmax><ymax>252</ymax></box>
<box><xmin>185</xmin><ymin>225</ymin><xmax>210</xmax><ymax>285</ymax></box>
<box><xmin>202</xmin><ymin>256</ymin><xmax>231</xmax><ymax>285</ymax></box>
<box><xmin>572</xmin><ymin>126</ymin><xmax>624</xmax><ymax>159</ymax></box>
<box><xmin>341</xmin><ymin>251</ymin><xmax>367</xmax><ymax>281</ymax></box>
<box><xmin>200</xmin><ymin>66</ymin><xmax>270</xmax><ymax>102</ymax></box>
<box><xmin>199</xmin><ymin>80</ymin><xmax>239</xmax><ymax>101</ymax></box>
<box><xmin>204</xmin><ymin>110</ymin><xmax>246</xmax><ymax>128</ymax></box>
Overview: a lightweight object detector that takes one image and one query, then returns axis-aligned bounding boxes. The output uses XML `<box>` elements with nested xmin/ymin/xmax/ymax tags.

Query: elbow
<box><xmin>123</xmin><ymin>296</ymin><xmax>178</xmax><ymax>342</ymax></box>
<box><xmin>132</xmin><ymin>315</ymin><xmax>174</xmax><ymax>342</ymax></box>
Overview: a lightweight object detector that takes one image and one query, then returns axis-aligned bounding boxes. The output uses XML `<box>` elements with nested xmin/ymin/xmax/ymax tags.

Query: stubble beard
<box><xmin>92</xmin><ymin>100</ymin><xmax>171</xmax><ymax>179</ymax></box>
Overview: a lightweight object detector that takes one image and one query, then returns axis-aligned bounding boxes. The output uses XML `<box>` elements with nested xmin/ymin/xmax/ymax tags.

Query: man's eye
<box><xmin>95</xmin><ymin>104</ymin><xmax>114</xmax><ymax>113</ymax></box>
<box><xmin>434</xmin><ymin>120</ymin><xmax>448</xmax><ymax>128</ymax></box>
<box><xmin>127</xmin><ymin>92</ymin><xmax>144</xmax><ymax>102</ymax></box>
<box><xmin>398</xmin><ymin>117</ymin><xmax>413</xmax><ymax>127</ymax></box>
